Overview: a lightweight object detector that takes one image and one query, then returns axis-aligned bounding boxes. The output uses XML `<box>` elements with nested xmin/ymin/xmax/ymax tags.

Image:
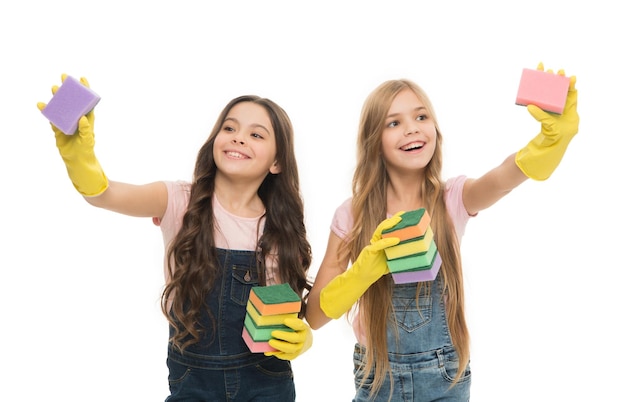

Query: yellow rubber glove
<box><xmin>320</xmin><ymin>212</ymin><xmax>403</xmax><ymax>319</ymax></box>
<box><xmin>265</xmin><ymin>317</ymin><xmax>313</xmax><ymax>360</ymax></box>
<box><xmin>515</xmin><ymin>63</ymin><xmax>580</xmax><ymax>181</ymax></box>
<box><xmin>37</xmin><ymin>74</ymin><xmax>109</xmax><ymax>196</ymax></box>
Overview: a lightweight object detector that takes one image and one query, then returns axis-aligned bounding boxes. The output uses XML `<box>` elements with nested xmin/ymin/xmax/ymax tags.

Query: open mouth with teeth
<box><xmin>400</xmin><ymin>141</ymin><xmax>424</xmax><ymax>151</ymax></box>
<box><xmin>225</xmin><ymin>151</ymin><xmax>249</xmax><ymax>159</ymax></box>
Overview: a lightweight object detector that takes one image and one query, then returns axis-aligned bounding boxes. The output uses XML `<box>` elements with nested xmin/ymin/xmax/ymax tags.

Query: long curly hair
<box><xmin>161</xmin><ymin>95</ymin><xmax>312</xmax><ymax>352</ymax></box>
<box><xmin>346</xmin><ymin>80</ymin><xmax>470</xmax><ymax>394</ymax></box>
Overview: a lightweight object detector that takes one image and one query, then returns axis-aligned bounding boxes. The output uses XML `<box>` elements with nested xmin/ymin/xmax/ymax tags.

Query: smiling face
<box><xmin>213</xmin><ymin>101</ymin><xmax>281</xmax><ymax>183</ymax></box>
<box><xmin>381</xmin><ymin>88</ymin><xmax>438</xmax><ymax>175</ymax></box>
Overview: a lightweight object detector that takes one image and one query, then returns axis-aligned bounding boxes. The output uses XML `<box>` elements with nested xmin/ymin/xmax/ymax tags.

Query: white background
<box><xmin>2</xmin><ymin>1</ymin><xmax>624</xmax><ymax>401</ymax></box>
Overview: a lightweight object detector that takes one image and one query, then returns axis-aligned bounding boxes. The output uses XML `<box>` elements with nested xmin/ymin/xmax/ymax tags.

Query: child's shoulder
<box><xmin>444</xmin><ymin>175</ymin><xmax>468</xmax><ymax>192</ymax></box>
<box><xmin>337</xmin><ymin>196</ymin><xmax>353</xmax><ymax>211</ymax></box>
<box><xmin>330</xmin><ymin>196</ymin><xmax>355</xmax><ymax>239</ymax></box>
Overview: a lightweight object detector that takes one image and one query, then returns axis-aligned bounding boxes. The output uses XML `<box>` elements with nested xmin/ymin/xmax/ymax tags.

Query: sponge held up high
<box><xmin>515</xmin><ymin>68</ymin><xmax>570</xmax><ymax>114</ymax></box>
<box><xmin>41</xmin><ymin>75</ymin><xmax>101</xmax><ymax>135</ymax></box>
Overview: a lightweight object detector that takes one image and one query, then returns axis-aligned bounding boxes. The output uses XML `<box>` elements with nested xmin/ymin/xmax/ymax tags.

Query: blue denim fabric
<box><xmin>165</xmin><ymin>249</ymin><xmax>295</xmax><ymax>402</ymax></box>
<box><xmin>352</xmin><ymin>275</ymin><xmax>471</xmax><ymax>402</ymax></box>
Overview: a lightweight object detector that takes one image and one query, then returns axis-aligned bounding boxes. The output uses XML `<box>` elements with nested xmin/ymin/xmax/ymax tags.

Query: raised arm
<box><xmin>462</xmin><ymin>153</ymin><xmax>527</xmax><ymax>215</ymax></box>
<box><xmin>463</xmin><ymin>64</ymin><xmax>579</xmax><ymax>215</ymax></box>
<box><xmin>38</xmin><ymin>74</ymin><xmax>168</xmax><ymax>219</ymax></box>
<box><xmin>85</xmin><ymin>180</ymin><xmax>168</xmax><ymax>218</ymax></box>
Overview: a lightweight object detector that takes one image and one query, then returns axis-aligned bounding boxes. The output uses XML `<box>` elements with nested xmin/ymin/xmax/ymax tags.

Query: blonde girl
<box><xmin>306</xmin><ymin>65</ymin><xmax>579</xmax><ymax>401</ymax></box>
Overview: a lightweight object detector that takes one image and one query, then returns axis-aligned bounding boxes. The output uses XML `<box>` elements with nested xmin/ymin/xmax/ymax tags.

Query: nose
<box><xmin>232</xmin><ymin>136</ymin><xmax>245</xmax><ymax>145</ymax></box>
<box><xmin>405</xmin><ymin>123</ymin><xmax>419</xmax><ymax>136</ymax></box>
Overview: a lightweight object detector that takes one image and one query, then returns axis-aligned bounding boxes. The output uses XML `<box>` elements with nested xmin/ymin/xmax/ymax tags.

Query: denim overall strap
<box><xmin>168</xmin><ymin>248</ymin><xmax>270</xmax><ymax>368</ymax></box>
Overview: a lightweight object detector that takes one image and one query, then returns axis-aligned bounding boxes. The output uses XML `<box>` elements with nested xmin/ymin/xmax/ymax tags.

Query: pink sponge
<box><xmin>41</xmin><ymin>76</ymin><xmax>101</xmax><ymax>135</ymax></box>
<box><xmin>515</xmin><ymin>68</ymin><xmax>570</xmax><ymax>114</ymax></box>
<box><xmin>242</xmin><ymin>327</ymin><xmax>276</xmax><ymax>353</ymax></box>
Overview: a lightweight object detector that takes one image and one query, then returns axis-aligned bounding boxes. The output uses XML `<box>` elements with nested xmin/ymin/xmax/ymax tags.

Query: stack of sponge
<box><xmin>381</xmin><ymin>208</ymin><xmax>441</xmax><ymax>284</ymax></box>
<box><xmin>242</xmin><ymin>283</ymin><xmax>301</xmax><ymax>353</ymax></box>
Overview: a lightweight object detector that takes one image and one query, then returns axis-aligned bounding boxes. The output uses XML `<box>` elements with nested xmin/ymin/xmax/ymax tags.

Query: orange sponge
<box><xmin>248</xmin><ymin>283</ymin><xmax>301</xmax><ymax>316</ymax></box>
<box><xmin>246</xmin><ymin>300</ymin><xmax>298</xmax><ymax>326</ymax></box>
<box><xmin>382</xmin><ymin>209</ymin><xmax>430</xmax><ymax>242</ymax></box>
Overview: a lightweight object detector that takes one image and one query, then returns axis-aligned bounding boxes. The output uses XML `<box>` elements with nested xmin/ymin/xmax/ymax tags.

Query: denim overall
<box><xmin>353</xmin><ymin>274</ymin><xmax>471</xmax><ymax>402</ymax></box>
<box><xmin>165</xmin><ymin>249</ymin><xmax>295</xmax><ymax>402</ymax></box>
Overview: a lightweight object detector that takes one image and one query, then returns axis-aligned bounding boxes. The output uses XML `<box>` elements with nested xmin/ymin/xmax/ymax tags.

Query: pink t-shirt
<box><xmin>153</xmin><ymin>181</ymin><xmax>279</xmax><ymax>284</ymax></box>
<box><xmin>330</xmin><ymin>175</ymin><xmax>473</xmax><ymax>345</ymax></box>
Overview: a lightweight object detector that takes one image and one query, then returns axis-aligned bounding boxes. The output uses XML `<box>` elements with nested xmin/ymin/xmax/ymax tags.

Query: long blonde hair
<box><xmin>346</xmin><ymin>80</ymin><xmax>470</xmax><ymax>394</ymax></box>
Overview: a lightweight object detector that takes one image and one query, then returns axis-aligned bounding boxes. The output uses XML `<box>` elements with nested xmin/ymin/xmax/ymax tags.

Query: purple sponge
<box><xmin>41</xmin><ymin>76</ymin><xmax>101</xmax><ymax>135</ymax></box>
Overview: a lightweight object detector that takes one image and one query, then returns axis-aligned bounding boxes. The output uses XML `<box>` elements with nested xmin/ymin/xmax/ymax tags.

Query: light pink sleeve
<box><xmin>330</xmin><ymin>197</ymin><xmax>354</xmax><ymax>241</ymax></box>
<box><xmin>444</xmin><ymin>175</ymin><xmax>473</xmax><ymax>242</ymax></box>
<box><xmin>153</xmin><ymin>181</ymin><xmax>191</xmax><ymax>242</ymax></box>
